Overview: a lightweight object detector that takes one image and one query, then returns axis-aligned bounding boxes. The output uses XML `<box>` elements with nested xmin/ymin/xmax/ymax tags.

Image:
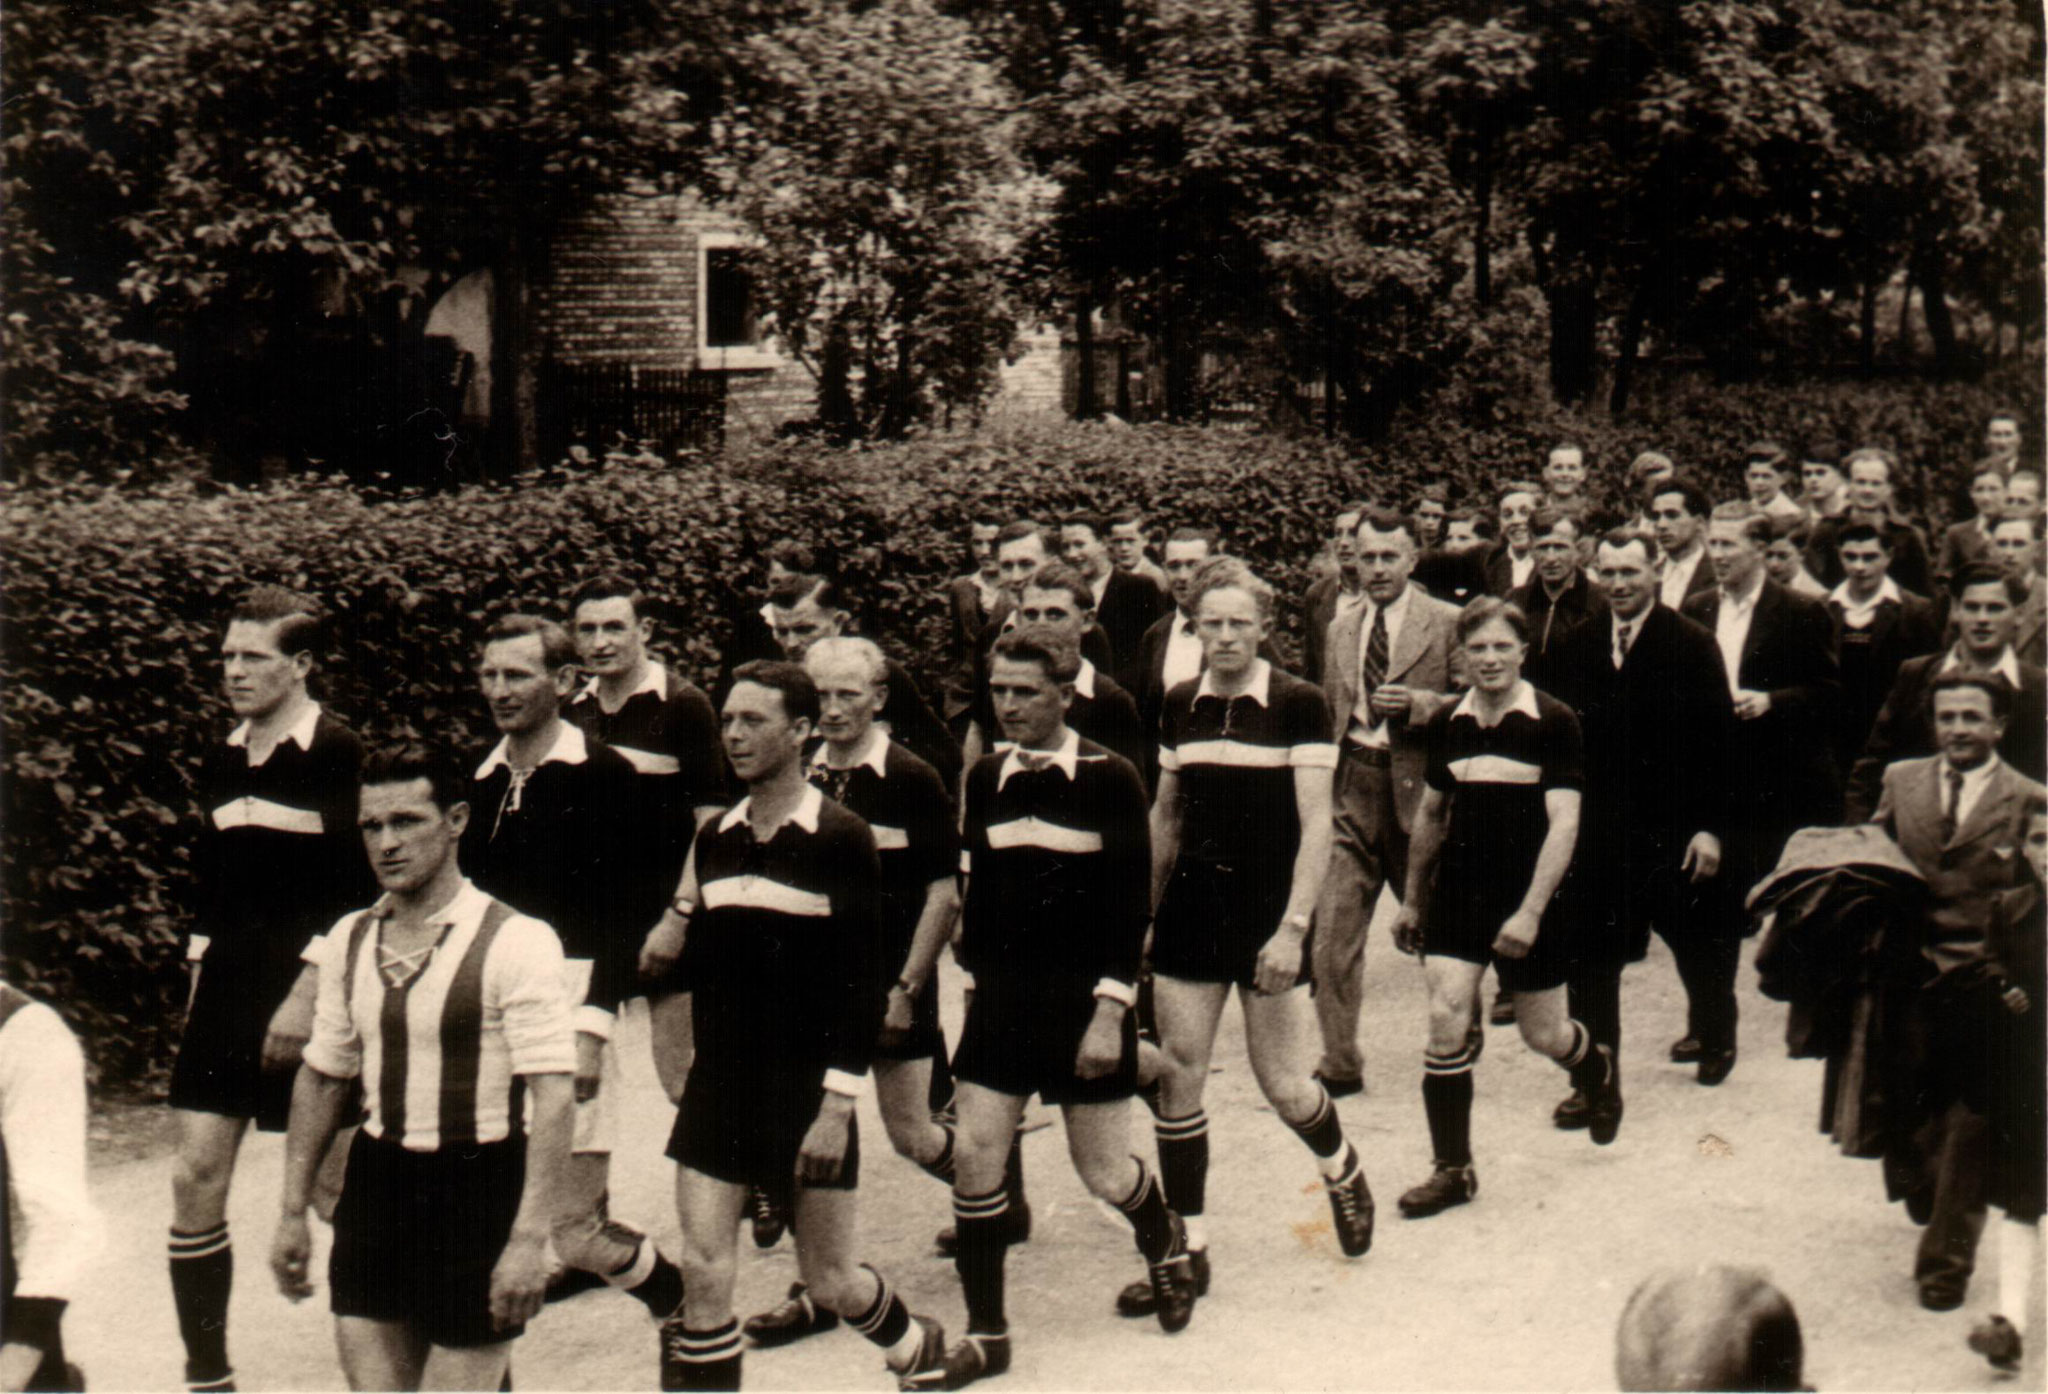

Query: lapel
<box><xmin>1738</xmin><ymin>581</ymin><xmax>1785</xmax><ymax>682</ymax></box>
<box><xmin>1326</xmin><ymin>596</ymin><xmax>1365</xmax><ymax>705</ymax></box>
<box><xmin>1386</xmin><ymin>585</ymin><xmax>1432</xmax><ymax>681</ymax></box>
<box><xmin>1898</xmin><ymin>758</ymin><xmax>1947</xmax><ymax>853</ymax></box>
<box><xmin>1952</xmin><ymin>762</ymin><xmax>2021</xmax><ymax>850</ymax></box>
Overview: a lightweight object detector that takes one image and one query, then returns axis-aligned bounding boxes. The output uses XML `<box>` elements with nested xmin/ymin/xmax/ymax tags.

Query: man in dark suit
<box><xmin>1934</xmin><ymin>463</ymin><xmax>2009</xmax><ymax>593</ymax></box>
<box><xmin>1826</xmin><ymin>521</ymin><xmax>1942</xmax><ymax>770</ymax></box>
<box><xmin>1805</xmin><ymin>448</ymin><xmax>1933</xmax><ymax>596</ymax></box>
<box><xmin>1313</xmin><ymin>508</ymin><xmax>1461</xmax><ymax>1096</ymax></box>
<box><xmin>1480</xmin><ymin>479</ymin><xmax>1543</xmax><ymax>597</ymax></box>
<box><xmin>1549</xmin><ymin>528</ymin><xmax>1736</xmax><ymax>1103</ymax></box>
<box><xmin>1989</xmin><ymin>513</ymin><xmax>2046</xmax><ymax>667</ymax></box>
<box><xmin>1062</xmin><ymin>512</ymin><xmax>1171</xmax><ymax>690</ymax></box>
<box><xmin>1412</xmin><ymin>511</ymin><xmax>1492</xmax><ymax>606</ymax></box>
<box><xmin>1846</xmin><ymin>565</ymin><xmax>2048</xmax><ymax>822</ymax></box>
<box><xmin>944</xmin><ymin>516</ymin><xmax>1005</xmax><ymax>729</ymax></box>
<box><xmin>1684</xmin><ymin>503</ymin><xmax>1843</xmax><ymax>978</ymax></box>
<box><xmin>1508</xmin><ymin>508</ymin><xmax>1607</xmax><ymax>695</ymax></box>
<box><xmin>1650</xmin><ymin>476</ymin><xmax>1718</xmax><ymax>613</ymax></box>
<box><xmin>1302</xmin><ymin>502</ymin><xmax>1367</xmax><ymax>686</ymax></box>
<box><xmin>1872</xmin><ymin>675</ymin><xmax>2048</xmax><ymax>1310</ymax></box>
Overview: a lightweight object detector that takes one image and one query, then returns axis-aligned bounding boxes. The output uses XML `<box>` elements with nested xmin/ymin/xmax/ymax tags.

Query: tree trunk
<box><xmin>1859</xmin><ymin>273</ymin><xmax>1878</xmax><ymax>377</ymax></box>
<box><xmin>1608</xmin><ymin>272</ymin><xmax>1653</xmax><ymax>417</ymax></box>
<box><xmin>1473</xmin><ymin>127</ymin><xmax>1495</xmax><ymax>308</ymax></box>
<box><xmin>486</xmin><ymin>226</ymin><xmax>541</xmax><ymax>479</ymax></box>
<box><xmin>1545</xmin><ymin>268</ymin><xmax>1600</xmax><ymax>406</ymax></box>
<box><xmin>817</xmin><ymin>317</ymin><xmax>856</xmax><ymax>438</ymax></box>
<box><xmin>1895</xmin><ymin>273</ymin><xmax>1916</xmax><ymax>362</ymax></box>
<box><xmin>1074</xmin><ymin>293</ymin><xmax>1100</xmax><ymax>420</ymax></box>
<box><xmin>1913</xmin><ymin>243</ymin><xmax>1959</xmax><ymax>374</ymax></box>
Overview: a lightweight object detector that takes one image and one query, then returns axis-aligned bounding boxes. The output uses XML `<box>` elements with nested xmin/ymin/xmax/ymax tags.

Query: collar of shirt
<box><xmin>1665</xmin><ymin>546</ymin><xmax>1703</xmax><ymax>578</ymax></box>
<box><xmin>1719</xmin><ymin>575</ymin><xmax>1766</xmax><ymax>615</ymax></box>
<box><xmin>1829</xmin><ymin>575</ymin><xmax>1902</xmax><ymax>627</ymax></box>
<box><xmin>576</xmin><ymin>660</ymin><xmax>667</xmax><ymax>706</ymax></box>
<box><xmin>227</xmin><ymin>701</ymin><xmax>322</xmax><ymax>765</ymax></box>
<box><xmin>997</xmin><ymin>724</ymin><xmax>1082</xmax><ymax>789</ymax></box>
<box><xmin>368</xmin><ymin>877</ymin><xmax>488</xmax><ymax>932</ymax></box>
<box><xmin>1075</xmin><ymin>657</ymin><xmax>1098</xmax><ymax>699</ymax></box>
<box><xmin>810</xmin><ymin>726</ymin><xmax>891</xmax><ymax>779</ymax></box>
<box><xmin>475</xmin><ymin>720</ymin><xmax>590</xmax><ymax>781</ymax></box>
<box><xmin>1361</xmin><ymin>584</ymin><xmax>1414</xmax><ymax>634</ymax></box>
<box><xmin>1195</xmin><ymin>657</ymin><xmax>1272</xmax><ymax>707</ymax></box>
<box><xmin>1612</xmin><ymin>608</ymin><xmax>1649</xmax><ymax>651</ymax></box>
<box><xmin>1090</xmin><ymin>571</ymin><xmax>1111</xmax><ymax>607</ymax></box>
<box><xmin>1937</xmin><ymin>754</ymin><xmax>2002</xmax><ymax>818</ymax></box>
<box><xmin>1941</xmin><ymin>644</ymin><xmax>2023</xmax><ymax>686</ymax></box>
<box><xmin>719</xmin><ymin>783</ymin><xmax>825</xmax><ymax>836</ymax></box>
<box><xmin>1451</xmin><ymin>679</ymin><xmax>1541</xmax><ymax>726</ymax></box>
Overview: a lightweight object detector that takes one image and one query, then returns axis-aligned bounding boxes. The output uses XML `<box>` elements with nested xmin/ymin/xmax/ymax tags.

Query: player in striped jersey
<box><xmin>1390</xmin><ymin>598</ymin><xmax>1619</xmax><ymax>1221</ymax></box>
<box><xmin>741</xmin><ymin>639</ymin><xmax>964</xmax><ymax>1349</ymax></box>
<box><xmin>1115</xmin><ymin>558</ymin><xmax>1373</xmax><ymax>1321</ymax></box>
<box><xmin>659</xmin><ymin>662</ymin><xmax>945</xmax><ymax>1392</ymax></box>
<box><xmin>932</xmin><ymin>628</ymin><xmax>1197</xmax><ymax>1389</ymax></box>
<box><xmin>270</xmin><ymin>744</ymin><xmax>577</xmax><ymax>1391</ymax></box>
<box><xmin>170</xmin><ymin>586</ymin><xmax>369</xmax><ymax>1394</ymax></box>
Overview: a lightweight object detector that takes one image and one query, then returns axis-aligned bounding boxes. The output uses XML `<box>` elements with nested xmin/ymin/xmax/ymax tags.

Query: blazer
<box><xmin>1480</xmin><ymin>541</ymin><xmax>1534</xmax><ymax>598</ymax></box>
<box><xmin>1095</xmin><ymin>567</ymin><xmax>1172</xmax><ymax>691</ymax></box>
<box><xmin>1508</xmin><ymin>570</ymin><xmax>1608</xmax><ymax>694</ymax></box>
<box><xmin>1683</xmin><ymin>580</ymin><xmax>1844</xmax><ymax>857</ymax></box>
<box><xmin>1659</xmin><ymin>547</ymin><xmax>1720</xmax><ymax>609</ymax></box>
<box><xmin>1302</xmin><ymin>573</ymin><xmax>1345</xmax><ymax>686</ymax></box>
<box><xmin>1826</xmin><ymin>589</ymin><xmax>1943</xmax><ymax>767</ymax></box>
<box><xmin>1321</xmin><ymin>583</ymin><xmax>1460</xmax><ymax>832</ymax></box>
<box><xmin>1412</xmin><ymin>546</ymin><xmax>1486</xmax><ymax>605</ymax></box>
<box><xmin>1844</xmin><ymin>651</ymin><xmax>2048</xmax><ymax>822</ymax></box>
<box><xmin>1546</xmin><ymin>602</ymin><xmax>1733</xmax><ymax>854</ymax></box>
<box><xmin>1934</xmin><ymin>520</ymin><xmax>1994</xmax><ymax>590</ymax></box>
<box><xmin>1806</xmin><ymin>515</ymin><xmax>1934</xmax><ymax>597</ymax></box>
<box><xmin>2017</xmin><ymin>585</ymin><xmax>2046</xmax><ymax>669</ymax></box>
<box><xmin>1873</xmin><ymin>755</ymin><xmax>2045</xmax><ymax>974</ymax></box>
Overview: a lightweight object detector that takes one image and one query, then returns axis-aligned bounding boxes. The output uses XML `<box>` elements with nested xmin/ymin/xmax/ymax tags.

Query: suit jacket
<box><xmin>1934</xmin><ymin>520</ymin><xmax>1994</xmax><ymax>590</ymax></box>
<box><xmin>1826</xmin><ymin>590</ymin><xmax>1943</xmax><ymax>768</ymax></box>
<box><xmin>1480</xmin><ymin>541</ymin><xmax>1534</xmax><ymax>598</ymax></box>
<box><xmin>1509</xmin><ymin>570</ymin><xmax>1608</xmax><ymax>695</ymax></box>
<box><xmin>878</xmin><ymin>656</ymin><xmax>961</xmax><ymax>793</ymax></box>
<box><xmin>1321</xmin><ymin>583</ymin><xmax>1460</xmax><ymax>832</ymax></box>
<box><xmin>1806</xmin><ymin>515</ymin><xmax>1934</xmax><ymax>597</ymax></box>
<box><xmin>1683</xmin><ymin>580</ymin><xmax>1844</xmax><ymax>864</ymax></box>
<box><xmin>1412</xmin><ymin>547</ymin><xmax>1486</xmax><ymax>605</ymax></box>
<box><xmin>1844</xmin><ymin>651</ymin><xmax>2048</xmax><ymax>822</ymax></box>
<box><xmin>1659</xmin><ymin>547</ymin><xmax>1720</xmax><ymax>609</ymax></box>
<box><xmin>1095</xmin><ymin>567</ymin><xmax>1172</xmax><ymax>691</ymax></box>
<box><xmin>943</xmin><ymin>573</ymin><xmax>999</xmax><ymax>717</ymax></box>
<box><xmin>1873</xmin><ymin>756</ymin><xmax>2045</xmax><ymax>974</ymax></box>
<box><xmin>1133</xmin><ymin>609</ymin><xmax>1283</xmax><ymax>784</ymax></box>
<box><xmin>1302</xmin><ymin>573</ymin><xmax>1349</xmax><ymax>686</ymax></box>
<box><xmin>2017</xmin><ymin>585</ymin><xmax>2046</xmax><ymax>669</ymax></box>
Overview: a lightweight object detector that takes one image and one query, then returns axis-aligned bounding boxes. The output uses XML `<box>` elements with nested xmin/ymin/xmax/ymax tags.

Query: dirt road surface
<box><xmin>70</xmin><ymin>917</ymin><xmax>2038</xmax><ymax>1391</ymax></box>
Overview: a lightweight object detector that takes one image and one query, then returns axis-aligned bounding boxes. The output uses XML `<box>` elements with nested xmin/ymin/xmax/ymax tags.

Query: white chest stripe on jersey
<box><xmin>614</xmin><ymin>747</ymin><xmax>682</xmax><ymax>776</ymax></box>
<box><xmin>701</xmin><ymin>875</ymin><xmax>833</xmax><ymax>917</ymax></box>
<box><xmin>985</xmin><ymin>817</ymin><xmax>1104</xmax><ymax>854</ymax></box>
<box><xmin>211</xmin><ymin>796</ymin><xmax>325</xmax><ymax>835</ymax></box>
<box><xmin>868</xmin><ymin>825</ymin><xmax>911</xmax><ymax>851</ymax></box>
<box><xmin>1446</xmin><ymin>755</ymin><xmax>1544</xmax><ymax>785</ymax></box>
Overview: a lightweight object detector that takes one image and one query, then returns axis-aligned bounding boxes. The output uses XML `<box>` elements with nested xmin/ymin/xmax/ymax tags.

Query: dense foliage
<box><xmin>6</xmin><ymin>379</ymin><xmax>2039</xmax><ymax>1085</ymax></box>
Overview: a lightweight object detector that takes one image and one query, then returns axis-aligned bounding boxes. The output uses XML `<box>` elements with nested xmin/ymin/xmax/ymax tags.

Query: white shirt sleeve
<box><xmin>301</xmin><ymin>916</ymin><xmax>365</xmax><ymax>1081</ymax></box>
<box><xmin>0</xmin><ymin>1002</ymin><xmax>104</xmax><ymax>1301</ymax></box>
<box><xmin>491</xmin><ymin>917</ymin><xmax>577</xmax><ymax>1078</ymax></box>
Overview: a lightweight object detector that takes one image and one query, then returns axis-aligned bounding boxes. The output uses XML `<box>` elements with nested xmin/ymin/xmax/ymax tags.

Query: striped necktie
<box><xmin>1940</xmin><ymin>765</ymin><xmax>1966</xmax><ymax>843</ymax></box>
<box><xmin>1361</xmin><ymin>607</ymin><xmax>1389</xmax><ymax>703</ymax></box>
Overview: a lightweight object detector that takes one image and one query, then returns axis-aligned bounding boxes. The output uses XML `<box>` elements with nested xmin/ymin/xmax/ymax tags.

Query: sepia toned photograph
<box><xmin>2</xmin><ymin>1</ymin><xmax>2045</xmax><ymax>1390</ymax></box>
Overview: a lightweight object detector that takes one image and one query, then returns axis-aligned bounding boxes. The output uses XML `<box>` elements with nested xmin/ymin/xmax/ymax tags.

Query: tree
<box><xmin>714</xmin><ymin>0</ymin><xmax>1048</xmax><ymax>439</ymax></box>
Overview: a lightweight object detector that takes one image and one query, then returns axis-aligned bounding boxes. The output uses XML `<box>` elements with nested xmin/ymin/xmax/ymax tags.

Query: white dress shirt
<box><xmin>1348</xmin><ymin>586</ymin><xmax>1413</xmax><ymax>748</ymax></box>
<box><xmin>1162</xmin><ymin>612</ymin><xmax>1204</xmax><ymax>694</ymax></box>
<box><xmin>1713</xmin><ymin>578</ymin><xmax>1764</xmax><ymax>699</ymax></box>
<box><xmin>1938</xmin><ymin>755</ymin><xmax>2002</xmax><ymax>833</ymax></box>
<box><xmin>1939</xmin><ymin>644</ymin><xmax>2023</xmax><ymax>687</ymax></box>
<box><xmin>1660</xmin><ymin>548</ymin><xmax>1706</xmax><ymax>610</ymax></box>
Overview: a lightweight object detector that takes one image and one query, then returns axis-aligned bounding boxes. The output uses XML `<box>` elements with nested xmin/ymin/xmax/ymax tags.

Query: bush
<box><xmin>4</xmin><ymin>378</ymin><xmax>2040</xmax><ymax>1086</ymax></box>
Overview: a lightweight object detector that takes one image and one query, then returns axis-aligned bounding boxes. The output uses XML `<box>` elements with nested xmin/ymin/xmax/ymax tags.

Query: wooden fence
<box><xmin>540</xmin><ymin>362</ymin><xmax>728</xmax><ymax>459</ymax></box>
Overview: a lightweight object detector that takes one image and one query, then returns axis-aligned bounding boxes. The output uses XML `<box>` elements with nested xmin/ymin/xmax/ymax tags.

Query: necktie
<box><xmin>1941</xmin><ymin>766</ymin><xmax>1966</xmax><ymax>843</ymax></box>
<box><xmin>1361</xmin><ymin>607</ymin><xmax>1389</xmax><ymax>706</ymax></box>
<box><xmin>1613</xmin><ymin>620</ymin><xmax>1631</xmax><ymax>670</ymax></box>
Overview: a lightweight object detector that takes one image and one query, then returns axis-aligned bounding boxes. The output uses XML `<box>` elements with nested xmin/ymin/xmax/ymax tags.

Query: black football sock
<box><xmin>1154</xmin><ymin>1111</ymin><xmax>1209</xmax><ymax>1238</ymax></box>
<box><xmin>1422</xmin><ymin>1045</ymin><xmax>1476</xmax><ymax>1167</ymax></box>
<box><xmin>952</xmin><ymin>1186</ymin><xmax>1011</xmax><ymax>1336</ymax></box>
<box><xmin>660</xmin><ymin>1319</ymin><xmax>741</xmax><ymax>1393</ymax></box>
<box><xmin>169</xmin><ymin>1224</ymin><xmax>233</xmax><ymax>1386</ymax></box>
<box><xmin>1114</xmin><ymin>1158</ymin><xmax>1179</xmax><ymax>1263</ymax></box>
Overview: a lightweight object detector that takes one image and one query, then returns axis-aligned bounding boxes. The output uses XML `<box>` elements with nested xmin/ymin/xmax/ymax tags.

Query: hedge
<box><xmin>4</xmin><ymin>369</ymin><xmax>2040</xmax><ymax>1087</ymax></box>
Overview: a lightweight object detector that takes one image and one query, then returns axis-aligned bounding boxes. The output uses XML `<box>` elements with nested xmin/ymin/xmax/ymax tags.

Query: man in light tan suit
<box><xmin>1311</xmin><ymin>506</ymin><xmax>1460</xmax><ymax>1095</ymax></box>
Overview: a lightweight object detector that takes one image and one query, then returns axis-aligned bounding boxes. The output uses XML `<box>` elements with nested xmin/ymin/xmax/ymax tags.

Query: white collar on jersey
<box><xmin>368</xmin><ymin>876</ymin><xmax>488</xmax><ymax>930</ymax></box>
<box><xmin>1075</xmin><ymin>657</ymin><xmax>1098</xmax><ymax>699</ymax></box>
<box><xmin>1451</xmin><ymin>679</ymin><xmax>1541</xmax><ymax>724</ymax></box>
<box><xmin>810</xmin><ymin>726</ymin><xmax>891</xmax><ymax>778</ymax></box>
<box><xmin>997</xmin><ymin>725</ymin><xmax>1082</xmax><ymax>789</ymax></box>
<box><xmin>227</xmin><ymin>701</ymin><xmax>322</xmax><ymax>764</ymax></box>
<box><xmin>475</xmin><ymin>720</ymin><xmax>590</xmax><ymax>780</ymax></box>
<box><xmin>1940</xmin><ymin>644</ymin><xmax>2022</xmax><ymax>687</ymax></box>
<box><xmin>1195</xmin><ymin>657</ymin><xmax>1272</xmax><ymax>707</ymax></box>
<box><xmin>720</xmin><ymin>782</ymin><xmax>824</xmax><ymax>835</ymax></box>
<box><xmin>577</xmin><ymin>660</ymin><xmax>666</xmax><ymax>704</ymax></box>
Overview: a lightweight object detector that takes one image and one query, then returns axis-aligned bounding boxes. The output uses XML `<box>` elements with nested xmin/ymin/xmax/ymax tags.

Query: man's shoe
<box><xmin>1115</xmin><ymin>1248</ymin><xmax>1211</xmax><ymax>1317</ymax></box>
<box><xmin>933</xmin><ymin>1333</ymin><xmax>1010</xmax><ymax>1390</ymax></box>
<box><xmin>1553</xmin><ymin>1089</ymin><xmax>1592</xmax><ymax>1130</ymax></box>
<box><xmin>1489</xmin><ymin>993</ymin><xmax>1516</xmax><ymax>1026</ymax></box>
<box><xmin>933</xmin><ymin>1203</ymin><xmax>1031</xmax><ymax>1259</ymax></box>
<box><xmin>749</xmin><ymin>1185</ymin><xmax>787</xmax><ymax>1249</ymax></box>
<box><xmin>1669</xmin><ymin>1036</ymin><xmax>1703</xmax><ymax>1064</ymax></box>
<box><xmin>894</xmin><ymin>1315</ymin><xmax>948</xmax><ymax>1390</ymax></box>
<box><xmin>1696</xmin><ymin>1047</ymin><xmax>1737</xmax><ymax>1087</ymax></box>
<box><xmin>1921</xmin><ymin>1283</ymin><xmax>1966</xmax><ymax>1313</ymax></box>
<box><xmin>1587</xmin><ymin>1053</ymin><xmax>1625</xmax><ymax>1146</ymax></box>
<box><xmin>1398</xmin><ymin>1163</ymin><xmax>1478</xmax><ymax>1219</ymax></box>
<box><xmin>1969</xmin><ymin>1314</ymin><xmax>2024</xmax><ymax>1372</ymax></box>
<box><xmin>1146</xmin><ymin>1224</ymin><xmax>1198</xmax><ymax>1335</ymax></box>
<box><xmin>1326</xmin><ymin>1157</ymin><xmax>1376</xmax><ymax>1257</ymax></box>
<box><xmin>1313</xmin><ymin>1070</ymin><xmax>1364</xmax><ymax>1099</ymax></box>
<box><xmin>743</xmin><ymin>1282</ymin><xmax>839</xmax><ymax>1348</ymax></box>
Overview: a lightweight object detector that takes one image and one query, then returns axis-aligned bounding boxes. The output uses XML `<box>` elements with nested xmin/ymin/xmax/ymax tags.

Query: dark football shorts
<box><xmin>169</xmin><ymin>956</ymin><xmax>299</xmax><ymax>1132</ymax></box>
<box><xmin>954</xmin><ymin>978</ymin><xmax>1138</xmax><ymax>1107</ymax></box>
<box><xmin>666</xmin><ymin>1067</ymin><xmax>862</xmax><ymax>1194</ymax></box>
<box><xmin>1424</xmin><ymin>886</ymin><xmax>1572</xmax><ymax>995</ymax></box>
<box><xmin>871</xmin><ymin>976</ymin><xmax>947</xmax><ymax>1063</ymax></box>
<box><xmin>330</xmin><ymin>1132</ymin><xmax>528</xmax><ymax>1348</ymax></box>
<box><xmin>1151</xmin><ymin>859</ymin><xmax>1306</xmax><ymax>990</ymax></box>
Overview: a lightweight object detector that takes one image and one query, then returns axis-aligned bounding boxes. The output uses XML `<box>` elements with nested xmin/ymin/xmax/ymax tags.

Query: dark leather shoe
<box><xmin>1489</xmin><ymin>994</ymin><xmax>1516</xmax><ymax>1026</ymax></box>
<box><xmin>1668</xmin><ymin>1036</ymin><xmax>1703</xmax><ymax>1064</ymax></box>
<box><xmin>1326</xmin><ymin>1156</ymin><xmax>1376</xmax><ymax>1257</ymax></box>
<box><xmin>1587</xmin><ymin>1053</ymin><xmax>1625</xmax><ymax>1146</ymax></box>
<box><xmin>1314</xmin><ymin>1070</ymin><xmax>1365</xmax><ymax>1099</ymax></box>
<box><xmin>931</xmin><ymin>1333</ymin><xmax>1009</xmax><ymax>1390</ymax></box>
<box><xmin>1146</xmin><ymin>1220</ymin><xmax>1199</xmax><ymax>1334</ymax></box>
<box><xmin>1398</xmin><ymin>1163</ymin><xmax>1478</xmax><ymax>1219</ymax></box>
<box><xmin>1696</xmin><ymin>1047</ymin><xmax>1736</xmax><ymax>1087</ymax></box>
<box><xmin>1969</xmin><ymin>1314</ymin><xmax>2023</xmax><ymax>1371</ymax></box>
<box><xmin>743</xmin><ymin>1282</ymin><xmax>839</xmax><ymax>1348</ymax></box>
<box><xmin>1921</xmin><ymin>1283</ymin><xmax>1966</xmax><ymax>1312</ymax></box>
<box><xmin>1553</xmin><ymin>1090</ymin><xmax>1592</xmax><ymax>1130</ymax></box>
<box><xmin>749</xmin><ymin>1184</ymin><xmax>787</xmax><ymax>1249</ymax></box>
<box><xmin>1115</xmin><ymin>1247</ymin><xmax>1211</xmax><ymax>1317</ymax></box>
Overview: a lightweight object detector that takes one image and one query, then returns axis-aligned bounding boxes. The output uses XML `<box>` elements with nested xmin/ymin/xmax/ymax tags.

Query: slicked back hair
<box><xmin>1709</xmin><ymin>501</ymin><xmax>1774</xmax><ymax>549</ymax></box>
<box><xmin>990</xmin><ymin>625</ymin><xmax>1080</xmax><ymax>684</ymax></box>
<box><xmin>1952</xmin><ymin>561</ymin><xmax>2027</xmax><ymax>605</ymax></box>
<box><xmin>1455</xmin><ymin>595</ymin><xmax>1531</xmax><ymax>646</ymax></box>
<box><xmin>731</xmin><ymin>659</ymin><xmax>821</xmax><ymax>726</ymax></box>
<box><xmin>1023</xmin><ymin>560</ymin><xmax>1095</xmax><ymax>612</ymax></box>
<box><xmin>360</xmin><ymin>741</ymin><xmax>468</xmax><ymax>812</ymax></box>
<box><xmin>1187</xmin><ymin>556</ymin><xmax>1275</xmax><ymax>623</ymax></box>
<box><xmin>483</xmin><ymin>613</ymin><xmax>576</xmax><ymax>671</ymax></box>
<box><xmin>805</xmin><ymin>636</ymin><xmax>889</xmax><ymax>688</ymax></box>
<box><xmin>1599</xmin><ymin>527</ymin><xmax>1660</xmax><ymax>564</ymax></box>
<box><xmin>230</xmin><ymin>584</ymin><xmax>323</xmax><ymax>659</ymax></box>
<box><xmin>1928</xmin><ymin>671</ymin><xmax>2015</xmax><ymax>720</ymax></box>
<box><xmin>569</xmin><ymin>574</ymin><xmax>647</xmax><ymax>620</ymax></box>
<box><xmin>1355</xmin><ymin>506</ymin><xmax>1417</xmax><ymax>546</ymax></box>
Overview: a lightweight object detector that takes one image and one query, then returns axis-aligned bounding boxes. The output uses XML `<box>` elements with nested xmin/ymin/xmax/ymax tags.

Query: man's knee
<box><xmin>1425</xmin><ymin>997</ymin><xmax>1473</xmax><ymax>1053</ymax></box>
<box><xmin>172</xmin><ymin>1129</ymin><xmax>239</xmax><ymax>1206</ymax></box>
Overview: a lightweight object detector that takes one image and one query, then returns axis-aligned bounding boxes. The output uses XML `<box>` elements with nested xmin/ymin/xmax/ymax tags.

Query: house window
<box><xmin>697</xmin><ymin>231</ymin><xmax>778</xmax><ymax>369</ymax></box>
